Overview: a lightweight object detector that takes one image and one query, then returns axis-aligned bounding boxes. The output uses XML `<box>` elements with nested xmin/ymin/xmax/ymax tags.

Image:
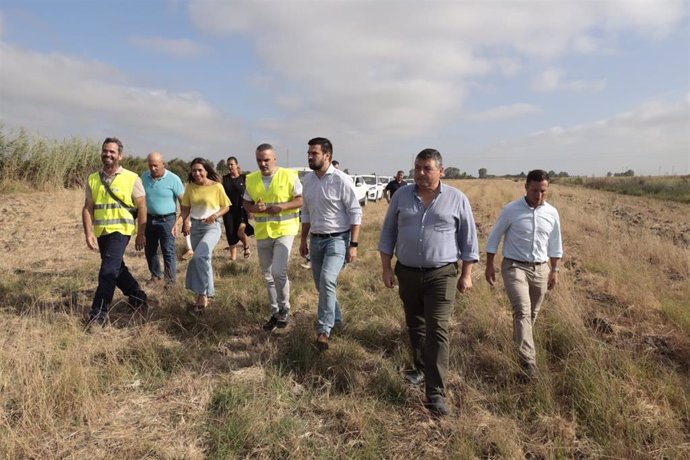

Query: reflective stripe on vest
<box><xmin>245</xmin><ymin>168</ymin><xmax>300</xmax><ymax>239</ymax></box>
<box><xmin>254</xmin><ymin>211</ymin><xmax>300</xmax><ymax>223</ymax></box>
<box><xmin>88</xmin><ymin>170</ymin><xmax>138</xmax><ymax>237</ymax></box>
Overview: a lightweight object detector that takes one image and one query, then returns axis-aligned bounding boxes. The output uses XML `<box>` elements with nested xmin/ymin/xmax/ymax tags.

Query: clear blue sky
<box><xmin>1</xmin><ymin>0</ymin><xmax>688</xmax><ymax>176</ymax></box>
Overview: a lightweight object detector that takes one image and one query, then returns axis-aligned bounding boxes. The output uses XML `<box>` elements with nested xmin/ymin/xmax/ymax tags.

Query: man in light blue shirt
<box><xmin>141</xmin><ymin>152</ymin><xmax>185</xmax><ymax>285</ymax></box>
<box><xmin>379</xmin><ymin>148</ymin><xmax>478</xmax><ymax>416</ymax></box>
<box><xmin>485</xmin><ymin>169</ymin><xmax>563</xmax><ymax>379</ymax></box>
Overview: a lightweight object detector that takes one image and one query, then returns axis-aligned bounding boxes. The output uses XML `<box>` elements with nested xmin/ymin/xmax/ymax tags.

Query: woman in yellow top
<box><xmin>181</xmin><ymin>158</ymin><xmax>230</xmax><ymax>312</ymax></box>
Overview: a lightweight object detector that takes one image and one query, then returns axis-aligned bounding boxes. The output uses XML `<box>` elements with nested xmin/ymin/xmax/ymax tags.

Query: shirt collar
<box><xmin>102</xmin><ymin>166</ymin><xmax>124</xmax><ymax>178</ymax></box>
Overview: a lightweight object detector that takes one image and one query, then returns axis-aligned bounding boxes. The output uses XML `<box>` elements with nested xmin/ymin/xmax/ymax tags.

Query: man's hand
<box><xmin>266</xmin><ymin>205</ymin><xmax>282</xmax><ymax>215</ymax></box>
<box><xmin>547</xmin><ymin>271</ymin><xmax>559</xmax><ymax>290</ymax></box>
<box><xmin>171</xmin><ymin>225</ymin><xmax>178</xmax><ymax>238</ymax></box>
<box><xmin>346</xmin><ymin>246</ymin><xmax>357</xmax><ymax>263</ymax></box>
<box><xmin>382</xmin><ymin>266</ymin><xmax>395</xmax><ymax>288</ymax></box>
<box><xmin>457</xmin><ymin>274</ymin><xmax>472</xmax><ymax>293</ymax></box>
<box><xmin>85</xmin><ymin>233</ymin><xmax>98</xmax><ymax>251</ymax></box>
<box><xmin>299</xmin><ymin>239</ymin><xmax>309</xmax><ymax>258</ymax></box>
<box><xmin>485</xmin><ymin>265</ymin><xmax>496</xmax><ymax>286</ymax></box>
<box><xmin>135</xmin><ymin>233</ymin><xmax>145</xmax><ymax>251</ymax></box>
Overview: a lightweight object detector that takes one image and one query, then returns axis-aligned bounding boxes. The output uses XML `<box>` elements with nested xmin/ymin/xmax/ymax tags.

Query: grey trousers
<box><xmin>257</xmin><ymin>235</ymin><xmax>295</xmax><ymax>315</ymax></box>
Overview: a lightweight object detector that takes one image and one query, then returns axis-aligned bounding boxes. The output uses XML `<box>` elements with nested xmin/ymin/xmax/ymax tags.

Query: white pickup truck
<box><xmin>347</xmin><ymin>174</ymin><xmax>368</xmax><ymax>207</ymax></box>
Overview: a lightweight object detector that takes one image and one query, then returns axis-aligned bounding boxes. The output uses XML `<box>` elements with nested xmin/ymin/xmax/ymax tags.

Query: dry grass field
<box><xmin>1</xmin><ymin>179</ymin><xmax>688</xmax><ymax>458</ymax></box>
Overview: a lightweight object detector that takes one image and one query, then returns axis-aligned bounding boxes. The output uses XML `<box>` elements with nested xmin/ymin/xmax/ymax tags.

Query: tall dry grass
<box><xmin>0</xmin><ymin>178</ymin><xmax>688</xmax><ymax>458</ymax></box>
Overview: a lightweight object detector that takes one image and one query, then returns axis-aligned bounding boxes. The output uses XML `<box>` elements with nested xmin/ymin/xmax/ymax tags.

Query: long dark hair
<box><xmin>188</xmin><ymin>157</ymin><xmax>221</xmax><ymax>183</ymax></box>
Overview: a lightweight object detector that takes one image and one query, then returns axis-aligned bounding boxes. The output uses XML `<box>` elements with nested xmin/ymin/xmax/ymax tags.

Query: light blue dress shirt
<box><xmin>485</xmin><ymin>197</ymin><xmax>563</xmax><ymax>262</ymax></box>
<box><xmin>378</xmin><ymin>183</ymin><xmax>479</xmax><ymax>268</ymax></box>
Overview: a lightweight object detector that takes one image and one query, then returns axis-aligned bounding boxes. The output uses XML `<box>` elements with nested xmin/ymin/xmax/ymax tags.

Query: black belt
<box><xmin>505</xmin><ymin>258</ymin><xmax>546</xmax><ymax>266</ymax></box>
<box><xmin>148</xmin><ymin>213</ymin><xmax>176</xmax><ymax>219</ymax></box>
<box><xmin>311</xmin><ymin>231</ymin><xmax>349</xmax><ymax>239</ymax></box>
<box><xmin>397</xmin><ymin>262</ymin><xmax>456</xmax><ymax>272</ymax></box>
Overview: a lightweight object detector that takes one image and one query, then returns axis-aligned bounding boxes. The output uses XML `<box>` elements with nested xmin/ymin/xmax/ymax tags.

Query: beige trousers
<box><xmin>501</xmin><ymin>258</ymin><xmax>550</xmax><ymax>365</ymax></box>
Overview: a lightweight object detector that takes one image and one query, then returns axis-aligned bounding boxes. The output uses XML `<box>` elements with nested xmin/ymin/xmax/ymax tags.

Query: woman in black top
<box><xmin>222</xmin><ymin>156</ymin><xmax>255</xmax><ymax>260</ymax></box>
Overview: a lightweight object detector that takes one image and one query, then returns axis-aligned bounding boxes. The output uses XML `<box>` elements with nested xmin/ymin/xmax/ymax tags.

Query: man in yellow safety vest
<box><xmin>244</xmin><ymin>143</ymin><xmax>303</xmax><ymax>332</ymax></box>
<box><xmin>82</xmin><ymin>137</ymin><xmax>148</xmax><ymax>325</ymax></box>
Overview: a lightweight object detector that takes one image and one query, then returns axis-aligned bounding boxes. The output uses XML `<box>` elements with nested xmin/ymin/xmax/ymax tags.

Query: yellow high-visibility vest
<box><xmin>88</xmin><ymin>169</ymin><xmax>138</xmax><ymax>237</ymax></box>
<box><xmin>245</xmin><ymin>168</ymin><xmax>299</xmax><ymax>239</ymax></box>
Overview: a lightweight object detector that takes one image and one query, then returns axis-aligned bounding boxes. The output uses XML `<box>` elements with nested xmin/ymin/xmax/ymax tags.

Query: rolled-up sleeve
<box><xmin>456</xmin><ymin>196</ymin><xmax>479</xmax><ymax>262</ymax></box>
<box><xmin>547</xmin><ymin>211</ymin><xmax>563</xmax><ymax>258</ymax></box>
<box><xmin>342</xmin><ymin>178</ymin><xmax>362</xmax><ymax>225</ymax></box>
<box><xmin>378</xmin><ymin>194</ymin><xmax>399</xmax><ymax>255</ymax></box>
<box><xmin>485</xmin><ymin>207</ymin><xmax>510</xmax><ymax>254</ymax></box>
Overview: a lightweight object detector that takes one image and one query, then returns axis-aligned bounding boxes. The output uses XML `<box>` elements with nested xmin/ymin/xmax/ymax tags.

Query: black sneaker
<box><xmin>403</xmin><ymin>369</ymin><xmax>425</xmax><ymax>385</ymax></box>
<box><xmin>128</xmin><ymin>292</ymin><xmax>148</xmax><ymax>312</ymax></box>
<box><xmin>86</xmin><ymin>312</ymin><xmax>107</xmax><ymax>328</ymax></box>
<box><xmin>276</xmin><ymin>309</ymin><xmax>289</xmax><ymax>328</ymax></box>
<box><xmin>263</xmin><ymin>315</ymin><xmax>279</xmax><ymax>332</ymax></box>
<box><xmin>425</xmin><ymin>395</ymin><xmax>449</xmax><ymax>416</ymax></box>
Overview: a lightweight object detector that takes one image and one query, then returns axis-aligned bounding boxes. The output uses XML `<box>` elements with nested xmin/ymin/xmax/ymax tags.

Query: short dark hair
<box><xmin>308</xmin><ymin>137</ymin><xmax>333</xmax><ymax>155</ymax></box>
<box><xmin>256</xmin><ymin>143</ymin><xmax>273</xmax><ymax>153</ymax></box>
<box><xmin>188</xmin><ymin>157</ymin><xmax>221</xmax><ymax>183</ymax></box>
<box><xmin>102</xmin><ymin>137</ymin><xmax>123</xmax><ymax>154</ymax></box>
<box><xmin>415</xmin><ymin>148</ymin><xmax>443</xmax><ymax>168</ymax></box>
<box><xmin>227</xmin><ymin>156</ymin><xmax>238</xmax><ymax>164</ymax></box>
<box><xmin>526</xmin><ymin>169</ymin><xmax>549</xmax><ymax>183</ymax></box>
<box><xmin>332</xmin><ymin>160</ymin><xmax>340</xmax><ymax>167</ymax></box>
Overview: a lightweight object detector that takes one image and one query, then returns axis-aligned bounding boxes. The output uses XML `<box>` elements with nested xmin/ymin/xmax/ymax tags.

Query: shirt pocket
<box><xmin>433</xmin><ymin>214</ymin><xmax>456</xmax><ymax>233</ymax></box>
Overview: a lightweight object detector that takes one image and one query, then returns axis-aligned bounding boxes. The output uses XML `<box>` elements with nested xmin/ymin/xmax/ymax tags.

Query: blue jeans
<box><xmin>185</xmin><ymin>220</ymin><xmax>221</xmax><ymax>296</ymax></box>
<box><xmin>145</xmin><ymin>213</ymin><xmax>177</xmax><ymax>283</ymax></box>
<box><xmin>90</xmin><ymin>232</ymin><xmax>146</xmax><ymax>319</ymax></box>
<box><xmin>310</xmin><ymin>233</ymin><xmax>349</xmax><ymax>336</ymax></box>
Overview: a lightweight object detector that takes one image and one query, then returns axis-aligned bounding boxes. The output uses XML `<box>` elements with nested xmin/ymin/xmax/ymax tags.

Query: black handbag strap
<box><xmin>99</xmin><ymin>172</ymin><xmax>137</xmax><ymax>218</ymax></box>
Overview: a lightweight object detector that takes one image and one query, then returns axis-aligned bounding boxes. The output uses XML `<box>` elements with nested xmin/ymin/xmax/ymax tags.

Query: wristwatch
<box><xmin>550</xmin><ymin>267</ymin><xmax>560</xmax><ymax>273</ymax></box>
<box><xmin>349</xmin><ymin>241</ymin><xmax>359</xmax><ymax>248</ymax></box>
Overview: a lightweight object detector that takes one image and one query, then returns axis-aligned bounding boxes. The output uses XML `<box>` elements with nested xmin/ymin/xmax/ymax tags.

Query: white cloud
<box><xmin>532</xmin><ymin>68</ymin><xmax>607</xmax><ymax>93</ymax></box>
<box><xmin>129</xmin><ymin>36</ymin><xmax>209</xmax><ymax>58</ymax></box>
<box><xmin>0</xmin><ymin>42</ymin><xmax>250</xmax><ymax>157</ymax></box>
<box><xmin>467</xmin><ymin>103</ymin><xmax>541</xmax><ymax>122</ymax></box>
<box><xmin>474</xmin><ymin>95</ymin><xmax>690</xmax><ymax>175</ymax></box>
<box><xmin>187</xmin><ymin>0</ymin><xmax>682</xmax><ymax>142</ymax></box>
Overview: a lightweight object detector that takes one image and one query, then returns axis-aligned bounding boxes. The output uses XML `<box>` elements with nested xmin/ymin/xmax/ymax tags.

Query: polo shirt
<box><xmin>142</xmin><ymin>170</ymin><xmax>184</xmax><ymax>216</ymax></box>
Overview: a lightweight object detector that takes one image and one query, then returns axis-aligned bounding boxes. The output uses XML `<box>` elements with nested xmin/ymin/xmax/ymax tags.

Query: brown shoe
<box><xmin>315</xmin><ymin>333</ymin><xmax>329</xmax><ymax>351</ymax></box>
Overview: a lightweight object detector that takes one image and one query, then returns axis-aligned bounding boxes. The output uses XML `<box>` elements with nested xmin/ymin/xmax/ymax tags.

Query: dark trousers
<box><xmin>90</xmin><ymin>232</ymin><xmax>146</xmax><ymax>319</ymax></box>
<box><xmin>395</xmin><ymin>262</ymin><xmax>459</xmax><ymax>398</ymax></box>
<box><xmin>145</xmin><ymin>214</ymin><xmax>177</xmax><ymax>283</ymax></box>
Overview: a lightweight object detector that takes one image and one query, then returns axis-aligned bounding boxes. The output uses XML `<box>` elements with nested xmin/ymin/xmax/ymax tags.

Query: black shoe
<box><xmin>128</xmin><ymin>292</ymin><xmax>148</xmax><ymax>311</ymax></box>
<box><xmin>403</xmin><ymin>369</ymin><xmax>425</xmax><ymax>386</ymax></box>
<box><xmin>86</xmin><ymin>312</ymin><xmax>107</xmax><ymax>328</ymax></box>
<box><xmin>276</xmin><ymin>309</ymin><xmax>289</xmax><ymax>328</ymax></box>
<box><xmin>263</xmin><ymin>315</ymin><xmax>279</xmax><ymax>332</ymax></box>
<box><xmin>425</xmin><ymin>395</ymin><xmax>449</xmax><ymax>416</ymax></box>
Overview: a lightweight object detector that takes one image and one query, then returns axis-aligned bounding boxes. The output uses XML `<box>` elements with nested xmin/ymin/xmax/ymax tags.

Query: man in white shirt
<box><xmin>485</xmin><ymin>169</ymin><xmax>563</xmax><ymax>379</ymax></box>
<box><xmin>299</xmin><ymin>137</ymin><xmax>362</xmax><ymax>350</ymax></box>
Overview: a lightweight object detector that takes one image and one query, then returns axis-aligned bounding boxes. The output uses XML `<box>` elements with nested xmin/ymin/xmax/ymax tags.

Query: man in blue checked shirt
<box><xmin>485</xmin><ymin>169</ymin><xmax>563</xmax><ymax>380</ymax></box>
<box><xmin>379</xmin><ymin>148</ymin><xmax>479</xmax><ymax>417</ymax></box>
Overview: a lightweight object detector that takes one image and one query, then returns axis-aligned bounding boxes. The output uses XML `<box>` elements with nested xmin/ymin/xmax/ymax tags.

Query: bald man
<box><xmin>142</xmin><ymin>152</ymin><xmax>186</xmax><ymax>286</ymax></box>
